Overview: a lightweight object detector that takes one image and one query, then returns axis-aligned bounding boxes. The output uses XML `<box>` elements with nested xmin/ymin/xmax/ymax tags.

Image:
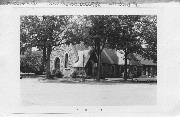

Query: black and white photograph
<box><xmin>1</xmin><ymin>1</ymin><xmax>180</xmax><ymax>116</ymax></box>
<box><xmin>20</xmin><ymin>15</ymin><xmax>157</xmax><ymax>106</ymax></box>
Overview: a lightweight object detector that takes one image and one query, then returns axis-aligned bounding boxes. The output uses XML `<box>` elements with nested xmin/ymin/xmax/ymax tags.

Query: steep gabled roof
<box><xmin>72</xmin><ymin>42</ymin><xmax>156</xmax><ymax>67</ymax></box>
<box><xmin>73</xmin><ymin>48</ymin><xmax>141</xmax><ymax>67</ymax></box>
<box><xmin>101</xmin><ymin>48</ymin><xmax>119</xmax><ymax>64</ymax></box>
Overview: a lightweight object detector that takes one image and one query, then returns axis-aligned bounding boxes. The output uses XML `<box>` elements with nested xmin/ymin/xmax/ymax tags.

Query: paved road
<box><xmin>21</xmin><ymin>78</ymin><xmax>157</xmax><ymax>106</ymax></box>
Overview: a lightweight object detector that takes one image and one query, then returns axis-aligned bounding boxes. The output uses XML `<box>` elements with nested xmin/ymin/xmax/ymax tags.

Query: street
<box><xmin>21</xmin><ymin>78</ymin><xmax>157</xmax><ymax>106</ymax></box>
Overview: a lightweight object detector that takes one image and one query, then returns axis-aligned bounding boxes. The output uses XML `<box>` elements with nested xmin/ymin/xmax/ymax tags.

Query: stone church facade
<box><xmin>50</xmin><ymin>43</ymin><xmax>157</xmax><ymax>78</ymax></box>
<box><xmin>50</xmin><ymin>44</ymin><xmax>78</xmax><ymax>77</ymax></box>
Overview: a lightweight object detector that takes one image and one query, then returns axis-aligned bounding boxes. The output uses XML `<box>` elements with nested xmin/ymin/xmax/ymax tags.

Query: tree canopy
<box><xmin>73</xmin><ymin>15</ymin><xmax>157</xmax><ymax>80</ymax></box>
<box><xmin>20</xmin><ymin>15</ymin><xmax>77</xmax><ymax>78</ymax></box>
<box><xmin>20</xmin><ymin>15</ymin><xmax>157</xmax><ymax>79</ymax></box>
<box><xmin>20</xmin><ymin>16</ymin><xmax>73</xmax><ymax>50</ymax></box>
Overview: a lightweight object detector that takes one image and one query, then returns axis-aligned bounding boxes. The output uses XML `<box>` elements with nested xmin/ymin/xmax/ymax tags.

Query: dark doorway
<box><xmin>54</xmin><ymin>57</ymin><xmax>60</xmax><ymax>70</ymax></box>
<box><xmin>86</xmin><ymin>61</ymin><xmax>94</xmax><ymax>76</ymax></box>
<box><xmin>65</xmin><ymin>53</ymin><xmax>68</xmax><ymax>68</ymax></box>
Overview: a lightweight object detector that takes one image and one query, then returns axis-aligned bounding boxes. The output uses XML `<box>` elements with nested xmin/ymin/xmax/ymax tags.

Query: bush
<box><xmin>52</xmin><ymin>69</ymin><xmax>56</xmax><ymax>75</ymax></box>
<box><xmin>71</xmin><ymin>69</ymin><xmax>87</xmax><ymax>78</ymax></box>
<box><xmin>71</xmin><ymin>70</ymin><xmax>78</xmax><ymax>78</ymax></box>
<box><xmin>54</xmin><ymin>69</ymin><xmax>63</xmax><ymax>78</ymax></box>
<box><xmin>20</xmin><ymin>51</ymin><xmax>43</xmax><ymax>74</ymax></box>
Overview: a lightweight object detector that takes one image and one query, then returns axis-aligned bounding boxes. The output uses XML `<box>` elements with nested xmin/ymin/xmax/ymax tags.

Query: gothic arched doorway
<box><xmin>64</xmin><ymin>53</ymin><xmax>68</xmax><ymax>68</ymax></box>
<box><xmin>54</xmin><ymin>57</ymin><xmax>60</xmax><ymax>70</ymax></box>
<box><xmin>86</xmin><ymin>60</ymin><xmax>95</xmax><ymax>76</ymax></box>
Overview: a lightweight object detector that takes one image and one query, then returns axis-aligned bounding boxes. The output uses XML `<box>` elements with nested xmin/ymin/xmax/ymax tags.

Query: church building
<box><xmin>50</xmin><ymin>42</ymin><xmax>157</xmax><ymax>78</ymax></box>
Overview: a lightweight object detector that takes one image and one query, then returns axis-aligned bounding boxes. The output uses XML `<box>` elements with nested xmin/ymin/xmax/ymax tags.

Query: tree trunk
<box><xmin>97</xmin><ymin>51</ymin><xmax>101</xmax><ymax>81</ymax></box>
<box><xmin>96</xmin><ymin>39</ymin><xmax>101</xmax><ymax>82</ymax></box>
<box><xmin>124</xmin><ymin>48</ymin><xmax>128</xmax><ymax>81</ymax></box>
<box><xmin>42</xmin><ymin>46</ymin><xmax>46</xmax><ymax>73</ymax></box>
<box><xmin>46</xmin><ymin>44</ymin><xmax>51</xmax><ymax>79</ymax></box>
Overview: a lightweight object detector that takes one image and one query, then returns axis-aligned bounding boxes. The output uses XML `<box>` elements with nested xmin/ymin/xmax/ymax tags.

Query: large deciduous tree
<box><xmin>140</xmin><ymin>16</ymin><xmax>157</xmax><ymax>63</ymax></box>
<box><xmin>81</xmin><ymin>15</ymin><xmax>117</xmax><ymax>81</ymax></box>
<box><xmin>20</xmin><ymin>15</ymin><xmax>74</xmax><ymax>78</ymax></box>
<box><xmin>109</xmin><ymin>15</ymin><xmax>142</xmax><ymax>80</ymax></box>
<box><xmin>108</xmin><ymin>15</ymin><xmax>157</xmax><ymax>80</ymax></box>
<box><xmin>70</xmin><ymin>15</ymin><xmax>157</xmax><ymax>81</ymax></box>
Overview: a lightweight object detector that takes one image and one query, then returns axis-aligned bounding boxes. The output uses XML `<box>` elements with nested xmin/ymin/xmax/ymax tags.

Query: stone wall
<box><xmin>50</xmin><ymin>44</ymin><xmax>78</xmax><ymax>77</ymax></box>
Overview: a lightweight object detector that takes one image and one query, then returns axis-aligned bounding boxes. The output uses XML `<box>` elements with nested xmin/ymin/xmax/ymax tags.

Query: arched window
<box><xmin>54</xmin><ymin>57</ymin><xmax>60</xmax><ymax>70</ymax></box>
<box><xmin>65</xmin><ymin>53</ymin><xmax>68</xmax><ymax>68</ymax></box>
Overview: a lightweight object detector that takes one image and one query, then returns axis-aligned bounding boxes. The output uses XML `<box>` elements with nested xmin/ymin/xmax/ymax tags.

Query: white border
<box><xmin>0</xmin><ymin>3</ymin><xmax>180</xmax><ymax>116</ymax></box>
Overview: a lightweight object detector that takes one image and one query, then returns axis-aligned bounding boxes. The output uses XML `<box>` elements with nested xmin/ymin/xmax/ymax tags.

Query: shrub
<box><xmin>54</xmin><ymin>69</ymin><xmax>63</xmax><ymax>78</ymax></box>
<box><xmin>71</xmin><ymin>69</ymin><xmax>87</xmax><ymax>78</ymax></box>
<box><xmin>71</xmin><ymin>70</ymin><xmax>78</xmax><ymax>78</ymax></box>
<box><xmin>20</xmin><ymin>51</ymin><xmax>43</xmax><ymax>74</ymax></box>
<box><xmin>52</xmin><ymin>69</ymin><xmax>56</xmax><ymax>75</ymax></box>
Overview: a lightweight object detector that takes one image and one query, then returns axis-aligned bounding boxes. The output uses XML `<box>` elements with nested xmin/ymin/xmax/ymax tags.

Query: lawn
<box><xmin>20</xmin><ymin>78</ymin><xmax>157</xmax><ymax>106</ymax></box>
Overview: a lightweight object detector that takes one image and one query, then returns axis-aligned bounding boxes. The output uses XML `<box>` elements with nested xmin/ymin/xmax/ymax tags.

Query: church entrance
<box><xmin>54</xmin><ymin>57</ymin><xmax>60</xmax><ymax>70</ymax></box>
<box><xmin>86</xmin><ymin>60</ymin><xmax>95</xmax><ymax>76</ymax></box>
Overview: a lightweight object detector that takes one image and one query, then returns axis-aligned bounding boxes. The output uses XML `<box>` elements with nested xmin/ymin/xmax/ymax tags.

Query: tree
<box><xmin>63</xmin><ymin>15</ymin><xmax>157</xmax><ymax>81</ymax></box>
<box><xmin>20</xmin><ymin>15</ymin><xmax>75</xmax><ymax>78</ymax></box>
<box><xmin>20</xmin><ymin>51</ymin><xmax>42</xmax><ymax>74</ymax></box>
<box><xmin>79</xmin><ymin>15</ymin><xmax>118</xmax><ymax>81</ymax></box>
<box><xmin>70</xmin><ymin>15</ymin><xmax>150</xmax><ymax>81</ymax></box>
<box><xmin>140</xmin><ymin>16</ymin><xmax>157</xmax><ymax>63</ymax></box>
<box><xmin>108</xmin><ymin>15</ymin><xmax>157</xmax><ymax>80</ymax></box>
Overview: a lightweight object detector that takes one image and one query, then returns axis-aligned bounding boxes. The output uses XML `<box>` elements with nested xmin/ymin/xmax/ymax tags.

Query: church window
<box><xmin>54</xmin><ymin>57</ymin><xmax>60</xmax><ymax>70</ymax></box>
<box><xmin>65</xmin><ymin>53</ymin><xmax>68</xmax><ymax>68</ymax></box>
